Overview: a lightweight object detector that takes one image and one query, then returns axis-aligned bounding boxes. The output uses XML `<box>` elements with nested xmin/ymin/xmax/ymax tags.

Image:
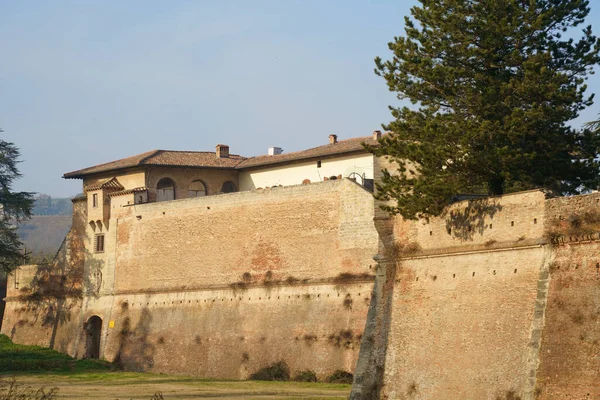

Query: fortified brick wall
<box><xmin>364</xmin><ymin>191</ymin><xmax>600</xmax><ymax>400</ymax></box>
<box><xmin>6</xmin><ymin>181</ymin><xmax>600</xmax><ymax>391</ymax></box>
<box><xmin>534</xmin><ymin>194</ymin><xmax>600</xmax><ymax>399</ymax></box>
<box><xmin>3</xmin><ymin>179</ymin><xmax>379</xmax><ymax>379</ymax></box>
<box><xmin>112</xmin><ymin>179</ymin><xmax>378</xmax><ymax>291</ymax></box>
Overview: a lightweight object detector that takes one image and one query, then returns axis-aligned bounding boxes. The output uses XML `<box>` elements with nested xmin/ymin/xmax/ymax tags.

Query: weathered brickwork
<box><xmin>113</xmin><ymin>180</ymin><xmax>377</xmax><ymax>292</ymax></box>
<box><xmin>353</xmin><ymin>190</ymin><xmax>600</xmax><ymax>399</ymax></box>
<box><xmin>5</xmin><ymin>175</ymin><xmax>600</xmax><ymax>395</ymax></box>
<box><xmin>2</xmin><ymin>179</ymin><xmax>378</xmax><ymax>379</ymax></box>
<box><xmin>535</xmin><ymin>241</ymin><xmax>600</xmax><ymax>399</ymax></box>
<box><xmin>381</xmin><ymin>247</ymin><xmax>549</xmax><ymax>399</ymax></box>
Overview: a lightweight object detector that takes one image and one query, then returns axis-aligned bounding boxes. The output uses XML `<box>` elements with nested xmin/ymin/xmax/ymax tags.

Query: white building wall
<box><xmin>238</xmin><ymin>153</ymin><xmax>374</xmax><ymax>190</ymax></box>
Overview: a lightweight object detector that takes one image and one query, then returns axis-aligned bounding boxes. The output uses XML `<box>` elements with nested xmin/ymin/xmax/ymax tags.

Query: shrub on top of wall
<box><xmin>248</xmin><ymin>361</ymin><xmax>290</xmax><ymax>381</ymax></box>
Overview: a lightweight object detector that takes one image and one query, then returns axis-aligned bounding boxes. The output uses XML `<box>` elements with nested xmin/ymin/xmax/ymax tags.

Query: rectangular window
<box><xmin>92</xmin><ymin>193</ymin><xmax>98</xmax><ymax>208</ymax></box>
<box><xmin>94</xmin><ymin>234</ymin><xmax>105</xmax><ymax>253</ymax></box>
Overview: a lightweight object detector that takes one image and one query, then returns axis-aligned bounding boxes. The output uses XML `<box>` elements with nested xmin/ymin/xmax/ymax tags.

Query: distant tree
<box><xmin>371</xmin><ymin>0</ymin><xmax>600</xmax><ymax>219</ymax></box>
<box><xmin>0</xmin><ymin>130</ymin><xmax>34</xmax><ymax>272</ymax></box>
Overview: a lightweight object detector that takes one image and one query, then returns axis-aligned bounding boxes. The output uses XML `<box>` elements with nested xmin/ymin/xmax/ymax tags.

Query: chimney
<box><xmin>329</xmin><ymin>134</ymin><xmax>338</xmax><ymax>144</ymax></box>
<box><xmin>268</xmin><ymin>147</ymin><xmax>283</xmax><ymax>155</ymax></box>
<box><xmin>216</xmin><ymin>144</ymin><xmax>229</xmax><ymax>158</ymax></box>
<box><xmin>373</xmin><ymin>130</ymin><xmax>382</xmax><ymax>140</ymax></box>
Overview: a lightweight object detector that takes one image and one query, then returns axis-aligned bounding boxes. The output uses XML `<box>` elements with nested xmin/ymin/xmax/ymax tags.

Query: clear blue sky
<box><xmin>2</xmin><ymin>1</ymin><xmax>600</xmax><ymax>197</ymax></box>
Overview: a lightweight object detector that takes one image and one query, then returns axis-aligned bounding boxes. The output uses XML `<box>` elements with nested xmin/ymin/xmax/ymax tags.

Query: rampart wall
<box><xmin>112</xmin><ymin>179</ymin><xmax>378</xmax><ymax>292</ymax></box>
<box><xmin>2</xmin><ymin>179</ymin><xmax>379</xmax><ymax>379</ymax></box>
<box><xmin>352</xmin><ymin>190</ymin><xmax>600</xmax><ymax>400</ymax></box>
<box><xmin>4</xmin><ymin>182</ymin><xmax>600</xmax><ymax>395</ymax></box>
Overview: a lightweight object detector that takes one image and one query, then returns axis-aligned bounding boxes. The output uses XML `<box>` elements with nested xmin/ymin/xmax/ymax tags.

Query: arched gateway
<box><xmin>84</xmin><ymin>316</ymin><xmax>102</xmax><ymax>359</ymax></box>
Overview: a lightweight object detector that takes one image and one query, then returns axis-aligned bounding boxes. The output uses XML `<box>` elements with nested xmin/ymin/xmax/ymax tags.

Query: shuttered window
<box><xmin>94</xmin><ymin>234</ymin><xmax>105</xmax><ymax>253</ymax></box>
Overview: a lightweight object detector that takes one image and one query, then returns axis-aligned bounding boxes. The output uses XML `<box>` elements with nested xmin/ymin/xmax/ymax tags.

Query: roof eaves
<box><xmin>62</xmin><ymin>150</ymin><xmax>159</xmax><ymax>179</ymax></box>
<box><xmin>235</xmin><ymin>144</ymin><xmax>373</xmax><ymax>170</ymax></box>
<box><xmin>63</xmin><ymin>165</ymin><xmax>145</xmax><ymax>180</ymax></box>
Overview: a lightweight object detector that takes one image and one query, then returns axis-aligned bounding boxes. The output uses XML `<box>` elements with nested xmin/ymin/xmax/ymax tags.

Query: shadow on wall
<box><xmin>0</xmin><ymin>275</ymin><xmax>6</xmax><ymax>332</ymax></box>
<box><xmin>113</xmin><ymin>305</ymin><xmax>155</xmax><ymax>371</ymax></box>
<box><xmin>12</xmin><ymin>233</ymin><xmax>103</xmax><ymax>352</ymax></box>
<box><xmin>444</xmin><ymin>198</ymin><xmax>503</xmax><ymax>241</ymax></box>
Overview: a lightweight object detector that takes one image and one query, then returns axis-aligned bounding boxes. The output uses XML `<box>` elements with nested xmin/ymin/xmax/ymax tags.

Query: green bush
<box><xmin>293</xmin><ymin>370</ymin><xmax>318</xmax><ymax>382</ymax></box>
<box><xmin>326</xmin><ymin>369</ymin><xmax>353</xmax><ymax>384</ymax></box>
<box><xmin>248</xmin><ymin>361</ymin><xmax>290</xmax><ymax>381</ymax></box>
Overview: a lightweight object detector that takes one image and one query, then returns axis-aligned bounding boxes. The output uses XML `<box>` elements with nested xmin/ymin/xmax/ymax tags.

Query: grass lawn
<box><xmin>0</xmin><ymin>335</ymin><xmax>351</xmax><ymax>399</ymax></box>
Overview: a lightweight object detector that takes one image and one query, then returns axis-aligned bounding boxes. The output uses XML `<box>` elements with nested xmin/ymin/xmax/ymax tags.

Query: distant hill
<box><xmin>17</xmin><ymin>194</ymin><xmax>75</xmax><ymax>261</ymax></box>
<box><xmin>18</xmin><ymin>216</ymin><xmax>72</xmax><ymax>260</ymax></box>
<box><xmin>31</xmin><ymin>194</ymin><xmax>73</xmax><ymax>216</ymax></box>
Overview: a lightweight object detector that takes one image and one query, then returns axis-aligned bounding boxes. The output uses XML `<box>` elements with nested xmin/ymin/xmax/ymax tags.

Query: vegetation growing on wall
<box><xmin>327</xmin><ymin>330</ymin><xmax>361</xmax><ymax>349</ymax></box>
<box><xmin>545</xmin><ymin>210</ymin><xmax>600</xmax><ymax>243</ymax></box>
<box><xmin>333</xmin><ymin>273</ymin><xmax>373</xmax><ymax>285</ymax></box>
<box><xmin>393</xmin><ymin>241</ymin><xmax>422</xmax><ymax>257</ymax></box>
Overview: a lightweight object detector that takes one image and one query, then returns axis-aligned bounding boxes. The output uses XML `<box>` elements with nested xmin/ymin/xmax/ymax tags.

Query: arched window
<box><xmin>189</xmin><ymin>180</ymin><xmax>207</xmax><ymax>198</ymax></box>
<box><xmin>221</xmin><ymin>181</ymin><xmax>238</xmax><ymax>193</ymax></box>
<box><xmin>157</xmin><ymin>178</ymin><xmax>176</xmax><ymax>202</ymax></box>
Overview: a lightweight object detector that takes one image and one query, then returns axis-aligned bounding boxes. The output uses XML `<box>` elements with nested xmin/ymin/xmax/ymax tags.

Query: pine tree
<box><xmin>371</xmin><ymin>0</ymin><xmax>600</xmax><ymax>219</ymax></box>
<box><xmin>0</xmin><ymin>131</ymin><xmax>34</xmax><ymax>273</ymax></box>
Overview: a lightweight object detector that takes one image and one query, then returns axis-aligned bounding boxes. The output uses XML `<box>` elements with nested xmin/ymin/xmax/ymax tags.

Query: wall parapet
<box><xmin>130</xmin><ymin>178</ymin><xmax>354</xmax><ymax>211</ymax></box>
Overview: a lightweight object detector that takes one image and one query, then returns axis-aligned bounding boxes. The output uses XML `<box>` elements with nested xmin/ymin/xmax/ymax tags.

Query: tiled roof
<box><xmin>84</xmin><ymin>177</ymin><xmax>124</xmax><ymax>191</ymax></box>
<box><xmin>235</xmin><ymin>135</ymin><xmax>380</xmax><ymax>169</ymax></box>
<box><xmin>63</xmin><ymin>134</ymin><xmax>383</xmax><ymax>179</ymax></box>
<box><xmin>63</xmin><ymin>150</ymin><xmax>246</xmax><ymax>179</ymax></box>
<box><xmin>108</xmin><ymin>187</ymin><xmax>149</xmax><ymax>197</ymax></box>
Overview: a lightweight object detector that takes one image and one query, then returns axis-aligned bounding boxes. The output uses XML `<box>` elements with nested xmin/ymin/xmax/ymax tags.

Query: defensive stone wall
<box><xmin>3</xmin><ymin>179</ymin><xmax>379</xmax><ymax>379</ymax></box>
<box><xmin>111</xmin><ymin>179</ymin><xmax>378</xmax><ymax>292</ymax></box>
<box><xmin>535</xmin><ymin>193</ymin><xmax>600</xmax><ymax>399</ymax></box>
<box><xmin>353</xmin><ymin>190</ymin><xmax>600</xmax><ymax>399</ymax></box>
<box><xmin>5</xmin><ymin>182</ymin><xmax>600</xmax><ymax>392</ymax></box>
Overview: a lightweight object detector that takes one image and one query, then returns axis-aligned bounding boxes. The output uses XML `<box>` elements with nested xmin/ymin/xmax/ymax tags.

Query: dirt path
<box><xmin>2</xmin><ymin>373</ymin><xmax>350</xmax><ymax>400</ymax></box>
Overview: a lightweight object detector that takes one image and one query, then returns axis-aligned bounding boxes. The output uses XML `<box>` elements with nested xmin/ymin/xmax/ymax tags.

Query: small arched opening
<box><xmin>220</xmin><ymin>181</ymin><xmax>238</xmax><ymax>194</ymax></box>
<box><xmin>157</xmin><ymin>178</ymin><xmax>176</xmax><ymax>202</ymax></box>
<box><xmin>189</xmin><ymin>180</ymin><xmax>207</xmax><ymax>198</ymax></box>
<box><xmin>84</xmin><ymin>316</ymin><xmax>102</xmax><ymax>359</ymax></box>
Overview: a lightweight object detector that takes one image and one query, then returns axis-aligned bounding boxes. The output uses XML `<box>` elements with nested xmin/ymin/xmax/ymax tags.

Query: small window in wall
<box><xmin>363</xmin><ymin>179</ymin><xmax>374</xmax><ymax>192</ymax></box>
<box><xmin>221</xmin><ymin>181</ymin><xmax>237</xmax><ymax>193</ymax></box>
<box><xmin>94</xmin><ymin>234</ymin><xmax>105</xmax><ymax>253</ymax></box>
<box><xmin>157</xmin><ymin>178</ymin><xmax>176</xmax><ymax>202</ymax></box>
<box><xmin>92</xmin><ymin>193</ymin><xmax>98</xmax><ymax>208</ymax></box>
<box><xmin>189</xmin><ymin>180</ymin><xmax>207</xmax><ymax>198</ymax></box>
<box><xmin>317</xmin><ymin>161</ymin><xmax>322</xmax><ymax>168</ymax></box>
